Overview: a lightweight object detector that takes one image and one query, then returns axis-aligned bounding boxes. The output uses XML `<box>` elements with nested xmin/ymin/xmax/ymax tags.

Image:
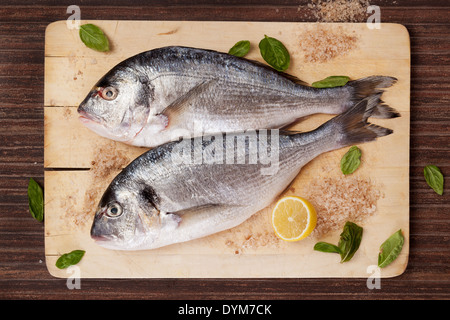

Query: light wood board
<box><xmin>44</xmin><ymin>21</ymin><xmax>410</xmax><ymax>278</ymax></box>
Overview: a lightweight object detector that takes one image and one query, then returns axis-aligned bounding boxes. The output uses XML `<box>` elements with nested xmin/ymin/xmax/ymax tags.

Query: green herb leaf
<box><xmin>55</xmin><ymin>250</ymin><xmax>85</xmax><ymax>269</ymax></box>
<box><xmin>311</xmin><ymin>76</ymin><xmax>350</xmax><ymax>88</ymax></box>
<box><xmin>258</xmin><ymin>35</ymin><xmax>290</xmax><ymax>72</ymax></box>
<box><xmin>314</xmin><ymin>242</ymin><xmax>341</xmax><ymax>254</ymax></box>
<box><xmin>79</xmin><ymin>24</ymin><xmax>110</xmax><ymax>52</ymax></box>
<box><xmin>338</xmin><ymin>221</ymin><xmax>363</xmax><ymax>263</ymax></box>
<box><xmin>340</xmin><ymin>146</ymin><xmax>362</xmax><ymax>175</ymax></box>
<box><xmin>424</xmin><ymin>165</ymin><xmax>444</xmax><ymax>195</ymax></box>
<box><xmin>228</xmin><ymin>40</ymin><xmax>250</xmax><ymax>57</ymax></box>
<box><xmin>313</xmin><ymin>222</ymin><xmax>363</xmax><ymax>263</ymax></box>
<box><xmin>378</xmin><ymin>229</ymin><xmax>404</xmax><ymax>268</ymax></box>
<box><xmin>28</xmin><ymin>178</ymin><xmax>43</xmax><ymax>222</ymax></box>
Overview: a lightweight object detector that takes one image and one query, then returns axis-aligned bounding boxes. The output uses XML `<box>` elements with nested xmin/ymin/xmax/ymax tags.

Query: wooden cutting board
<box><xmin>44</xmin><ymin>21</ymin><xmax>410</xmax><ymax>278</ymax></box>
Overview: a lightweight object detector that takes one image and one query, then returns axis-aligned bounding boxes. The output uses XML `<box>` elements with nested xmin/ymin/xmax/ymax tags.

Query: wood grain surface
<box><xmin>0</xmin><ymin>0</ymin><xmax>449</xmax><ymax>299</ymax></box>
<box><xmin>43</xmin><ymin>21</ymin><xmax>410</xmax><ymax>279</ymax></box>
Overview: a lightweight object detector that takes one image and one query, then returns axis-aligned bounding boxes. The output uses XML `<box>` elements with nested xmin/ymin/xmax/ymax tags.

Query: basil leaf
<box><xmin>378</xmin><ymin>229</ymin><xmax>404</xmax><ymax>268</ymax></box>
<box><xmin>311</xmin><ymin>76</ymin><xmax>350</xmax><ymax>88</ymax></box>
<box><xmin>55</xmin><ymin>250</ymin><xmax>85</xmax><ymax>269</ymax></box>
<box><xmin>338</xmin><ymin>221</ymin><xmax>363</xmax><ymax>263</ymax></box>
<box><xmin>258</xmin><ymin>35</ymin><xmax>290</xmax><ymax>72</ymax></box>
<box><xmin>79</xmin><ymin>24</ymin><xmax>110</xmax><ymax>52</ymax></box>
<box><xmin>340</xmin><ymin>146</ymin><xmax>362</xmax><ymax>175</ymax></box>
<box><xmin>228</xmin><ymin>40</ymin><xmax>250</xmax><ymax>57</ymax></box>
<box><xmin>313</xmin><ymin>222</ymin><xmax>363</xmax><ymax>263</ymax></box>
<box><xmin>28</xmin><ymin>178</ymin><xmax>43</xmax><ymax>222</ymax></box>
<box><xmin>424</xmin><ymin>165</ymin><xmax>444</xmax><ymax>195</ymax></box>
<box><xmin>314</xmin><ymin>242</ymin><xmax>341</xmax><ymax>254</ymax></box>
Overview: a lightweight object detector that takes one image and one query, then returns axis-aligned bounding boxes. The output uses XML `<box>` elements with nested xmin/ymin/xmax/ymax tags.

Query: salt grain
<box><xmin>310</xmin><ymin>0</ymin><xmax>371</xmax><ymax>22</ymax></box>
<box><xmin>299</xmin><ymin>25</ymin><xmax>359</xmax><ymax>63</ymax></box>
<box><xmin>62</xmin><ymin>142</ymin><xmax>130</xmax><ymax>226</ymax></box>
<box><xmin>226</xmin><ymin>231</ymin><xmax>280</xmax><ymax>255</ymax></box>
<box><xmin>303</xmin><ymin>173</ymin><xmax>382</xmax><ymax>238</ymax></box>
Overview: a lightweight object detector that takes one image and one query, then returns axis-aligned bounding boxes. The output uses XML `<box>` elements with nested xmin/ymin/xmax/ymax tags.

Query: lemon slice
<box><xmin>272</xmin><ymin>196</ymin><xmax>317</xmax><ymax>241</ymax></box>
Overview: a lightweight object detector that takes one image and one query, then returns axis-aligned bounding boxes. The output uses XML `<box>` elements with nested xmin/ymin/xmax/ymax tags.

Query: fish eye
<box><xmin>101</xmin><ymin>87</ymin><xmax>118</xmax><ymax>101</ymax></box>
<box><xmin>106</xmin><ymin>202</ymin><xmax>123</xmax><ymax>218</ymax></box>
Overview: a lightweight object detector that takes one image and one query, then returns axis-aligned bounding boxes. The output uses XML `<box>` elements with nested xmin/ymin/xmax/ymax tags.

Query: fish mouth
<box><xmin>90</xmin><ymin>234</ymin><xmax>124</xmax><ymax>250</ymax></box>
<box><xmin>90</xmin><ymin>221</ymin><xmax>117</xmax><ymax>244</ymax></box>
<box><xmin>91</xmin><ymin>234</ymin><xmax>111</xmax><ymax>242</ymax></box>
<box><xmin>77</xmin><ymin>107</ymin><xmax>102</xmax><ymax>124</ymax></box>
<box><xmin>90</xmin><ymin>208</ymin><xmax>110</xmax><ymax>242</ymax></box>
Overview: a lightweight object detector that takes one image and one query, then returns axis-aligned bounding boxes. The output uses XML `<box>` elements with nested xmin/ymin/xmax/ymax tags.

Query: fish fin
<box><xmin>370</xmin><ymin>102</ymin><xmax>401</xmax><ymax>119</ymax></box>
<box><xmin>167</xmin><ymin>204</ymin><xmax>243</xmax><ymax>231</ymax></box>
<box><xmin>158</xmin><ymin>79</ymin><xmax>217</xmax><ymax>128</ymax></box>
<box><xmin>347</xmin><ymin>76</ymin><xmax>401</xmax><ymax>119</ymax></box>
<box><xmin>326</xmin><ymin>95</ymin><xmax>394</xmax><ymax>148</ymax></box>
<box><xmin>279</xmin><ymin>129</ymin><xmax>303</xmax><ymax>136</ymax></box>
<box><xmin>171</xmin><ymin>203</ymin><xmax>242</xmax><ymax>216</ymax></box>
<box><xmin>159</xmin><ymin>211</ymin><xmax>182</xmax><ymax>231</ymax></box>
<box><xmin>278</xmin><ymin>72</ymin><xmax>310</xmax><ymax>86</ymax></box>
<box><xmin>245</xmin><ymin>58</ymin><xmax>309</xmax><ymax>86</ymax></box>
<box><xmin>156</xmin><ymin>204</ymin><xmax>235</xmax><ymax>230</ymax></box>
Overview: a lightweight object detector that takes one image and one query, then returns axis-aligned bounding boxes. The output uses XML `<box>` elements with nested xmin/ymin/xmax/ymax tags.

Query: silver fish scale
<box><xmin>79</xmin><ymin>46</ymin><xmax>398</xmax><ymax>149</ymax></box>
<box><xmin>90</xmin><ymin>95</ymin><xmax>395</xmax><ymax>249</ymax></box>
<box><xmin>121</xmin><ymin>130</ymin><xmax>325</xmax><ymax>214</ymax></box>
<box><xmin>138</xmin><ymin>47</ymin><xmax>350</xmax><ymax>125</ymax></box>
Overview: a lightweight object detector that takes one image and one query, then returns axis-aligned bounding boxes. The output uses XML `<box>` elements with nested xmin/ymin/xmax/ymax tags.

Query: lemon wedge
<box><xmin>271</xmin><ymin>196</ymin><xmax>317</xmax><ymax>241</ymax></box>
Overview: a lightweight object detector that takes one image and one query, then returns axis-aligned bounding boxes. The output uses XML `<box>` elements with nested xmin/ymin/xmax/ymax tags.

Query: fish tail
<box><xmin>323</xmin><ymin>94</ymin><xmax>394</xmax><ymax>149</ymax></box>
<box><xmin>347</xmin><ymin>75</ymin><xmax>401</xmax><ymax>119</ymax></box>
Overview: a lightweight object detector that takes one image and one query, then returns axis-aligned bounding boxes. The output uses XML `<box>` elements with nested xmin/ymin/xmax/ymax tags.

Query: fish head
<box><xmin>90</xmin><ymin>182</ymin><xmax>161</xmax><ymax>250</ymax></box>
<box><xmin>78</xmin><ymin>65</ymin><xmax>153</xmax><ymax>144</ymax></box>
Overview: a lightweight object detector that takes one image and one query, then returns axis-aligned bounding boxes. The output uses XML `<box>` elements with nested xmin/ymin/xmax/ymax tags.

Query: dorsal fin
<box><xmin>245</xmin><ymin>58</ymin><xmax>310</xmax><ymax>86</ymax></box>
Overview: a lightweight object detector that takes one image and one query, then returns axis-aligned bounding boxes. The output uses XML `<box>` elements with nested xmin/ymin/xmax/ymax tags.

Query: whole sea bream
<box><xmin>78</xmin><ymin>46</ymin><xmax>399</xmax><ymax>148</ymax></box>
<box><xmin>90</xmin><ymin>96</ymin><xmax>395</xmax><ymax>250</ymax></box>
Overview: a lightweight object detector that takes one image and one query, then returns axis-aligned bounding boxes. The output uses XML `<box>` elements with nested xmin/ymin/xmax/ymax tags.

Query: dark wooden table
<box><xmin>0</xmin><ymin>0</ymin><xmax>449</xmax><ymax>300</ymax></box>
